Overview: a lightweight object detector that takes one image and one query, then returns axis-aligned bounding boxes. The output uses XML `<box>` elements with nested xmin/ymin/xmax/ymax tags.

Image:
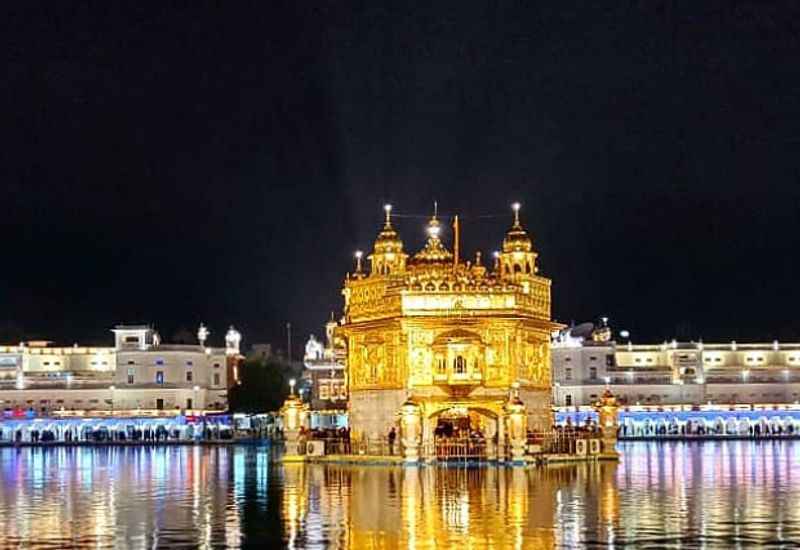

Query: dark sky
<box><xmin>3</xmin><ymin>2</ymin><xmax>800</xmax><ymax>351</ymax></box>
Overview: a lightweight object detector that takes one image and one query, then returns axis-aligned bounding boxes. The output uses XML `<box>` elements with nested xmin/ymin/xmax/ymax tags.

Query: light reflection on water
<box><xmin>0</xmin><ymin>441</ymin><xmax>799</xmax><ymax>548</ymax></box>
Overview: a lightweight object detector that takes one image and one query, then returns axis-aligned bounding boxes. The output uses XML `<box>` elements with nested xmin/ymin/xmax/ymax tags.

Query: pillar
<box><xmin>280</xmin><ymin>395</ymin><xmax>308</xmax><ymax>457</ymax></box>
<box><xmin>398</xmin><ymin>398</ymin><xmax>422</xmax><ymax>464</ymax></box>
<box><xmin>504</xmin><ymin>389</ymin><xmax>528</xmax><ymax>464</ymax></box>
<box><xmin>485</xmin><ymin>417</ymin><xmax>498</xmax><ymax>461</ymax></box>
<box><xmin>595</xmin><ymin>388</ymin><xmax>620</xmax><ymax>459</ymax></box>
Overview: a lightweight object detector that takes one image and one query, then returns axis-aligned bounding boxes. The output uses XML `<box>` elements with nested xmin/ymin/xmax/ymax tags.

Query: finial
<box><xmin>511</xmin><ymin>202</ymin><xmax>521</xmax><ymax>226</ymax></box>
<box><xmin>433</xmin><ymin>200</ymin><xmax>438</xmax><ymax>219</ymax></box>
<box><xmin>354</xmin><ymin>250</ymin><xmax>363</xmax><ymax>273</ymax></box>
<box><xmin>383</xmin><ymin>203</ymin><xmax>392</xmax><ymax>226</ymax></box>
<box><xmin>493</xmin><ymin>250</ymin><xmax>500</xmax><ymax>270</ymax></box>
<box><xmin>475</xmin><ymin>251</ymin><xmax>482</xmax><ymax>265</ymax></box>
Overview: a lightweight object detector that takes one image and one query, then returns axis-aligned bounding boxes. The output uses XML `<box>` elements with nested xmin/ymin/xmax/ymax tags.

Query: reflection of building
<box><xmin>303</xmin><ymin>318</ymin><xmax>346</xmax><ymax>411</ymax></box>
<box><xmin>279</xmin><ymin>462</ymin><xmax>619</xmax><ymax>548</ymax></box>
<box><xmin>338</xmin><ymin>203</ymin><xmax>560</xmax><ymax>446</ymax></box>
<box><xmin>552</xmin><ymin>325</ymin><xmax>800</xmax><ymax>406</ymax></box>
<box><xmin>0</xmin><ymin>323</ymin><xmax>242</xmax><ymax>414</ymax></box>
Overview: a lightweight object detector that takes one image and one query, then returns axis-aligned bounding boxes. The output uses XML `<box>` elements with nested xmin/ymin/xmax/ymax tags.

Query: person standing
<box><xmin>388</xmin><ymin>426</ymin><xmax>397</xmax><ymax>456</ymax></box>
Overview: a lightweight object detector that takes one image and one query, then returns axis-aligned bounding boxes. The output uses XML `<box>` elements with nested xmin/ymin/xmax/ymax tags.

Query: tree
<box><xmin>228</xmin><ymin>356</ymin><xmax>302</xmax><ymax>413</ymax></box>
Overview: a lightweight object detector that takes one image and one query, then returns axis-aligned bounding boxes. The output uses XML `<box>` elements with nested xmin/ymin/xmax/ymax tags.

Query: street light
<box><xmin>193</xmin><ymin>385</ymin><xmax>200</xmax><ymax>411</ymax></box>
<box><xmin>289</xmin><ymin>378</ymin><xmax>296</xmax><ymax>396</ymax></box>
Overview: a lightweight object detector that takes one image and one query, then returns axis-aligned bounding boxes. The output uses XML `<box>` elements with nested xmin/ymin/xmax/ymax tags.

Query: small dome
<box><xmin>502</xmin><ymin>203</ymin><xmax>532</xmax><ymax>253</ymax></box>
<box><xmin>372</xmin><ymin>204</ymin><xmax>404</xmax><ymax>254</ymax></box>
<box><xmin>411</xmin><ymin>215</ymin><xmax>453</xmax><ymax>266</ymax></box>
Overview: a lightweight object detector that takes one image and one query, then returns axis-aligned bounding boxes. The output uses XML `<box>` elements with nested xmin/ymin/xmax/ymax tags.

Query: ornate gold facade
<box><xmin>338</xmin><ymin>203</ymin><xmax>561</xmax><ymax>440</ymax></box>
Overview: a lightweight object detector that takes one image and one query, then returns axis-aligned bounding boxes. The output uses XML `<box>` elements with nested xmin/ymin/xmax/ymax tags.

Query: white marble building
<box><xmin>552</xmin><ymin>327</ymin><xmax>800</xmax><ymax>407</ymax></box>
<box><xmin>0</xmin><ymin>324</ymin><xmax>242</xmax><ymax>415</ymax></box>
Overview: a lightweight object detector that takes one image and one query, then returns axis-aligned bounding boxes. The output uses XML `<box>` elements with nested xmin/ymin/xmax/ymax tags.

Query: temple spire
<box><xmin>512</xmin><ymin>201</ymin><xmax>521</xmax><ymax>227</ymax></box>
<box><xmin>383</xmin><ymin>203</ymin><xmax>392</xmax><ymax>228</ymax></box>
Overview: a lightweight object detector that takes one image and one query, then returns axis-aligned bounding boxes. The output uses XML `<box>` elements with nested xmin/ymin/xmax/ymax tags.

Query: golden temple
<box><xmin>337</xmin><ymin>203</ymin><xmax>561</xmax><ymax>458</ymax></box>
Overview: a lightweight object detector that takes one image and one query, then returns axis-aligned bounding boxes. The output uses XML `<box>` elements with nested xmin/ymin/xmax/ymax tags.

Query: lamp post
<box><xmin>193</xmin><ymin>385</ymin><xmax>200</xmax><ymax>412</ymax></box>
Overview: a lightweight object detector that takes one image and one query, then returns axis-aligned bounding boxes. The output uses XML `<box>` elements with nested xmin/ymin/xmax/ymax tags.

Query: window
<box><xmin>564</xmin><ymin>357</ymin><xmax>572</xmax><ymax>363</ymax></box>
<box><xmin>186</xmin><ymin>361</ymin><xmax>193</xmax><ymax>366</ymax></box>
<box><xmin>589</xmin><ymin>356</ymin><xmax>597</xmax><ymax>362</ymax></box>
<box><xmin>128</xmin><ymin>360</ymin><xmax>135</xmax><ymax>365</ymax></box>
<box><xmin>124</xmin><ymin>336</ymin><xmax>138</xmax><ymax>343</ymax></box>
<box><xmin>454</xmin><ymin>356</ymin><xmax>467</xmax><ymax>374</ymax></box>
<box><xmin>589</xmin><ymin>367</ymin><xmax>597</xmax><ymax>379</ymax></box>
<box><xmin>635</xmin><ymin>358</ymin><xmax>642</xmax><ymax>363</ymax></box>
<box><xmin>127</xmin><ymin>368</ymin><xmax>135</xmax><ymax>385</ymax></box>
<box><xmin>320</xmin><ymin>385</ymin><xmax>330</xmax><ymax>400</ymax></box>
<box><xmin>213</xmin><ymin>363</ymin><xmax>221</xmax><ymax>368</ymax></box>
<box><xmin>213</xmin><ymin>373</ymin><xmax>221</xmax><ymax>386</ymax></box>
<box><xmin>606</xmin><ymin>355</ymin><xmax>615</xmax><ymax>367</ymax></box>
<box><xmin>565</xmin><ymin>367</ymin><xmax>573</xmax><ymax>381</ymax></box>
<box><xmin>155</xmin><ymin>359</ymin><xmax>164</xmax><ymax>366</ymax></box>
<box><xmin>156</xmin><ymin>398</ymin><xmax>164</xmax><ymax>410</ymax></box>
<box><xmin>437</xmin><ymin>358</ymin><xmax>445</xmax><ymax>373</ymax></box>
<box><xmin>565</xmin><ymin>394</ymin><xmax>573</xmax><ymax>406</ymax></box>
<box><xmin>186</xmin><ymin>370</ymin><xmax>193</xmax><ymax>382</ymax></box>
<box><xmin>186</xmin><ymin>398</ymin><xmax>193</xmax><ymax>409</ymax></box>
<box><xmin>156</xmin><ymin>371</ymin><xmax>164</xmax><ymax>385</ymax></box>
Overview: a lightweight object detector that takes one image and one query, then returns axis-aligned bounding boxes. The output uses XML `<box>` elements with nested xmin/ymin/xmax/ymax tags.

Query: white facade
<box><xmin>552</xmin><ymin>338</ymin><xmax>800</xmax><ymax>407</ymax></box>
<box><xmin>0</xmin><ymin>324</ymin><xmax>241</xmax><ymax>415</ymax></box>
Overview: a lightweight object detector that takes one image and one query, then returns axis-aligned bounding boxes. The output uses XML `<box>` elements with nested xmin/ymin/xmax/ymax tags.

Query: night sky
<box><xmin>3</xmin><ymin>2</ymin><xmax>800</xmax><ymax>351</ymax></box>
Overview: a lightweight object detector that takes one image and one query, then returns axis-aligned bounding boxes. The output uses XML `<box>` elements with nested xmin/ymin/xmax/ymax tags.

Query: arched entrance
<box><xmin>426</xmin><ymin>405</ymin><xmax>500</xmax><ymax>461</ymax></box>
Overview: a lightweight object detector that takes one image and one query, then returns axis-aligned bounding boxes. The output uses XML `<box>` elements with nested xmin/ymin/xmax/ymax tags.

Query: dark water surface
<box><xmin>0</xmin><ymin>441</ymin><xmax>799</xmax><ymax>548</ymax></box>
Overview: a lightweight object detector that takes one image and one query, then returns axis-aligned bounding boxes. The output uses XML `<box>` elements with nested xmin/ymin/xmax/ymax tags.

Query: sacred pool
<box><xmin>1</xmin><ymin>441</ymin><xmax>799</xmax><ymax>548</ymax></box>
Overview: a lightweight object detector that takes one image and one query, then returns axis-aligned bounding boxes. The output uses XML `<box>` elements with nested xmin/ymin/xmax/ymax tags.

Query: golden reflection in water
<box><xmin>280</xmin><ymin>462</ymin><xmax>621</xmax><ymax>549</ymax></box>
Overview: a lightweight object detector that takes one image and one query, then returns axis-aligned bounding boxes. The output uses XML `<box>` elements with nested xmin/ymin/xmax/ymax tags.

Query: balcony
<box><xmin>433</xmin><ymin>369</ymin><xmax>483</xmax><ymax>386</ymax></box>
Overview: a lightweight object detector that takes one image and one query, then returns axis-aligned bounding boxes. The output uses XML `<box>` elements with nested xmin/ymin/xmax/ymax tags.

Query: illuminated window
<box><xmin>155</xmin><ymin>371</ymin><xmax>164</xmax><ymax>384</ymax></box>
<box><xmin>454</xmin><ymin>356</ymin><xmax>467</xmax><ymax>374</ymax></box>
<box><xmin>437</xmin><ymin>358</ymin><xmax>445</xmax><ymax>373</ymax></box>
<box><xmin>320</xmin><ymin>385</ymin><xmax>330</xmax><ymax>400</ymax></box>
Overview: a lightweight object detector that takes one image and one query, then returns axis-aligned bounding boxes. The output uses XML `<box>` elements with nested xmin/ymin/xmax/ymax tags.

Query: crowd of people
<box><xmin>0</xmin><ymin>423</ymin><xmax>234</xmax><ymax>444</ymax></box>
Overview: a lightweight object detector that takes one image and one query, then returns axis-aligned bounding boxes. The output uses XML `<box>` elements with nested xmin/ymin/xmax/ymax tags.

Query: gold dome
<box><xmin>502</xmin><ymin>202</ymin><xmax>533</xmax><ymax>253</ymax></box>
<box><xmin>373</xmin><ymin>204</ymin><xmax>404</xmax><ymax>255</ymax></box>
<box><xmin>411</xmin><ymin>215</ymin><xmax>453</xmax><ymax>266</ymax></box>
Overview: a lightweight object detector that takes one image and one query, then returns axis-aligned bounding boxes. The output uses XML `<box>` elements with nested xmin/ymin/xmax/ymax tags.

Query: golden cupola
<box><xmin>369</xmin><ymin>204</ymin><xmax>407</xmax><ymax>276</ymax></box>
<box><xmin>410</xmin><ymin>213</ymin><xmax>453</xmax><ymax>269</ymax></box>
<box><xmin>498</xmin><ymin>202</ymin><xmax>538</xmax><ymax>279</ymax></box>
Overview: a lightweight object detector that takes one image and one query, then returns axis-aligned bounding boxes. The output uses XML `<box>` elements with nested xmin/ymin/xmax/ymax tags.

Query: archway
<box><xmin>426</xmin><ymin>405</ymin><xmax>500</xmax><ymax>461</ymax></box>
